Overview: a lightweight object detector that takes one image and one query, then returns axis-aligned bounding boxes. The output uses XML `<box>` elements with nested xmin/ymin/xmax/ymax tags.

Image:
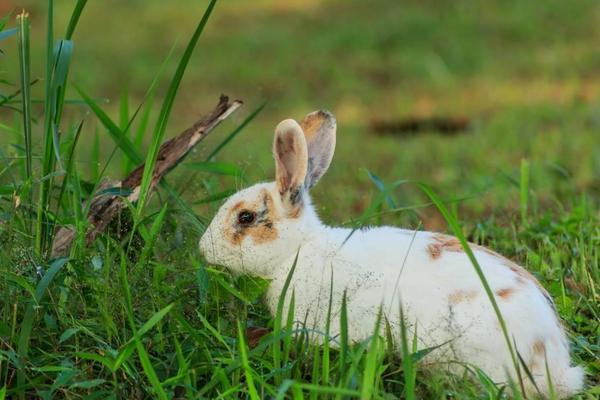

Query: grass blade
<box><xmin>36</xmin><ymin>33</ymin><xmax>74</xmax><ymax>255</ymax></box>
<box><xmin>16</xmin><ymin>257</ymin><xmax>69</xmax><ymax>393</ymax></box>
<box><xmin>399</xmin><ymin>305</ymin><xmax>416</xmax><ymax>400</ymax></box>
<box><xmin>136</xmin><ymin>0</ymin><xmax>217</xmax><ymax>216</ymax></box>
<box><xmin>76</xmin><ymin>86</ymin><xmax>142</xmax><ymax>164</ymax></box>
<box><xmin>16</xmin><ymin>12</ymin><xmax>32</xmax><ymax>185</ymax></box>
<box><xmin>136</xmin><ymin>203</ymin><xmax>168</xmax><ymax>268</ymax></box>
<box><xmin>273</xmin><ymin>250</ymin><xmax>300</xmax><ymax>385</ymax></box>
<box><xmin>205</xmin><ymin>101</ymin><xmax>266</xmax><ymax>161</ymax></box>
<box><xmin>416</xmin><ymin>182</ymin><xmax>522</xmax><ymax>389</ymax></box>
<box><xmin>65</xmin><ymin>0</ymin><xmax>88</xmax><ymax>40</ymax></box>
<box><xmin>237</xmin><ymin>320</ymin><xmax>260</xmax><ymax>400</ymax></box>
<box><xmin>184</xmin><ymin>161</ymin><xmax>242</xmax><ymax>177</ymax></box>
<box><xmin>520</xmin><ymin>159</ymin><xmax>530</xmax><ymax>225</ymax></box>
<box><xmin>336</xmin><ymin>289</ymin><xmax>349</xmax><ymax>397</ymax></box>
<box><xmin>119</xmin><ymin>254</ymin><xmax>168</xmax><ymax>399</ymax></box>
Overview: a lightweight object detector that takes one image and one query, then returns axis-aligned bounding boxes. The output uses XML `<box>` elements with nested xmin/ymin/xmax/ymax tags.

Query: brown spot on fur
<box><xmin>503</xmin><ymin>259</ymin><xmax>548</xmax><ymax>294</ymax></box>
<box><xmin>427</xmin><ymin>243</ymin><xmax>442</xmax><ymax>259</ymax></box>
<box><xmin>429</xmin><ymin>234</ymin><xmax>551</xmax><ymax>301</ymax></box>
<box><xmin>496</xmin><ymin>287</ymin><xmax>515</xmax><ymax>299</ymax></box>
<box><xmin>448</xmin><ymin>289</ymin><xmax>478</xmax><ymax>305</ymax></box>
<box><xmin>428</xmin><ymin>233</ymin><xmax>464</xmax><ymax>259</ymax></box>
<box><xmin>433</xmin><ymin>234</ymin><xmax>463</xmax><ymax>251</ymax></box>
<box><xmin>533</xmin><ymin>340</ymin><xmax>545</xmax><ymax>356</ymax></box>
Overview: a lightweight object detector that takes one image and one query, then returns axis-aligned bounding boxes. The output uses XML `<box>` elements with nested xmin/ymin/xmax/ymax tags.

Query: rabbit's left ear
<box><xmin>300</xmin><ymin>110</ymin><xmax>336</xmax><ymax>189</ymax></box>
<box><xmin>273</xmin><ymin>119</ymin><xmax>308</xmax><ymax>205</ymax></box>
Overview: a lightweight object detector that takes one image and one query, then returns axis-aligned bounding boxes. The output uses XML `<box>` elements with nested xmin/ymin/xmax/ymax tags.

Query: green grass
<box><xmin>0</xmin><ymin>0</ymin><xmax>598</xmax><ymax>398</ymax></box>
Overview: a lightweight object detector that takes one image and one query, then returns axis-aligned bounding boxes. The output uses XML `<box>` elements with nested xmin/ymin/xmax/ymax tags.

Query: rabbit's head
<box><xmin>199</xmin><ymin>110</ymin><xmax>336</xmax><ymax>278</ymax></box>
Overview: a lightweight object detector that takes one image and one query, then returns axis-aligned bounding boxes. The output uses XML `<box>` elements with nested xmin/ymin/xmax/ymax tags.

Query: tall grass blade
<box><xmin>416</xmin><ymin>182</ymin><xmax>521</xmax><ymax>387</ymax></box>
<box><xmin>205</xmin><ymin>101</ymin><xmax>266</xmax><ymax>161</ymax></box>
<box><xmin>337</xmin><ymin>289</ymin><xmax>349</xmax><ymax>395</ymax></box>
<box><xmin>38</xmin><ymin>0</ymin><xmax>55</xmax><ymax>238</ymax></box>
<box><xmin>16</xmin><ymin>257</ymin><xmax>69</xmax><ymax>394</ymax></box>
<box><xmin>399</xmin><ymin>305</ymin><xmax>416</xmax><ymax>400</ymax></box>
<box><xmin>0</xmin><ymin>28</ymin><xmax>17</xmax><ymax>42</ymax></box>
<box><xmin>119</xmin><ymin>255</ymin><xmax>168</xmax><ymax>399</ymax></box>
<box><xmin>76</xmin><ymin>87</ymin><xmax>142</xmax><ymax>164</ymax></box>
<box><xmin>136</xmin><ymin>0</ymin><xmax>217</xmax><ymax>216</ymax></box>
<box><xmin>520</xmin><ymin>159</ymin><xmax>530</xmax><ymax>225</ymax></box>
<box><xmin>50</xmin><ymin>120</ymin><xmax>83</xmax><ymax>242</ymax></box>
<box><xmin>136</xmin><ymin>203</ymin><xmax>168</xmax><ymax>268</ymax></box>
<box><xmin>36</xmin><ymin>33</ymin><xmax>74</xmax><ymax>255</ymax></box>
<box><xmin>273</xmin><ymin>250</ymin><xmax>299</xmax><ymax>385</ymax></box>
<box><xmin>237</xmin><ymin>320</ymin><xmax>260</xmax><ymax>400</ymax></box>
<box><xmin>119</xmin><ymin>88</ymin><xmax>130</xmax><ymax>174</ymax></box>
<box><xmin>361</xmin><ymin>308</ymin><xmax>383</xmax><ymax>399</ymax></box>
<box><xmin>321</xmin><ymin>268</ymin><xmax>334</xmax><ymax>386</ymax></box>
<box><xmin>16</xmin><ymin>12</ymin><xmax>32</xmax><ymax>185</ymax></box>
<box><xmin>64</xmin><ymin>0</ymin><xmax>87</xmax><ymax>40</ymax></box>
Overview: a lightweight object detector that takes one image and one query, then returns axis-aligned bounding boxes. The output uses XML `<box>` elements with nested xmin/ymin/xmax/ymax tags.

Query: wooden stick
<box><xmin>51</xmin><ymin>95</ymin><xmax>242</xmax><ymax>257</ymax></box>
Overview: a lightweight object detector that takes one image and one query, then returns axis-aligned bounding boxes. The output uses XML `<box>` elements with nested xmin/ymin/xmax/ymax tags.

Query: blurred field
<box><xmin>8</xmin><ymin>0</ymin><xmax>600</xmax><ymax>225</ymax></box>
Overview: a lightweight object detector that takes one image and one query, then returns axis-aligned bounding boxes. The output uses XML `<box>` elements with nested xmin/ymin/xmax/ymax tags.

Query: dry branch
<box><xmin>51</xmin><ymin>95</ymin><xmax>242</xmax><ymax>258</ymax></box>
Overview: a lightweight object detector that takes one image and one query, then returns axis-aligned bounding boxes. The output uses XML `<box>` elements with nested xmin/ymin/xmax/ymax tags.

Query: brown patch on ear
<box><xmin>496</xmin><ymin>287</ymin><xmax>515</xmax><ymax>300</ymax></box>
<box><xmin>300</xmin><ymin>111</ymin><xmax>326</xmax><ymax>141</ymax></box>
<box><xmin>448</xmin><ymin>289</ymin><xmax>478</xmax><ymax>305</ymax></box>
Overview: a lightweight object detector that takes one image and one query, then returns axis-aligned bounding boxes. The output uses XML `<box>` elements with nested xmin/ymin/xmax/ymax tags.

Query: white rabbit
<box><xmin>199</xmin><ymin>110</ymin><xmax>584</xmax><ymax>398</ymax></box>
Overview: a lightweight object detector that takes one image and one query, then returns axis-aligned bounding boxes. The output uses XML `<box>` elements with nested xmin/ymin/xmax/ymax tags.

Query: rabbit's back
<box><xmin>267</xmin><ymin>226</ymin><xmax>583</xmax><ymax>398</ymax></box>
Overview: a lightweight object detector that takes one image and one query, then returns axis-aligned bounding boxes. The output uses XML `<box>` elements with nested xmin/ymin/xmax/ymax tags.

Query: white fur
<box><xmin>199</xmin><ymin>112</ymin><xmax>584</xmax><ymax>398</ymax></box>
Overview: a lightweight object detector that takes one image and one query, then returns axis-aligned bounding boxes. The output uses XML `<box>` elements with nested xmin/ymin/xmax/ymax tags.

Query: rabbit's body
<box><xmin>200</xmin><ymin>112</ymin><xmax>584</xmax><ymax>398</ymax></box>
<box><xmin>265</xmin><ymin>202</ymin><xmax>581</xmax><ymax>398</ymax></box>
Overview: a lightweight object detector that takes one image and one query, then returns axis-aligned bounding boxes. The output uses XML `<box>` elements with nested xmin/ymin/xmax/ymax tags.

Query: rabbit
<box><xmin>199</xmin><ymin>110</ymin><xmax>584</xmax><ymax>398</ymax></box>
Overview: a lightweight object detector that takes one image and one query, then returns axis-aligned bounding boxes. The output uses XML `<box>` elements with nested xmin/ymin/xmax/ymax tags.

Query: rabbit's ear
<box><xmin>273</xmin><ymin>119</ymin><xmax>308</xmax><ymax>203</ymax></box>
<box><xmin>300</xmin><ymin>110</ymin><xmax>336</xmax><ymax>189</ymax></box>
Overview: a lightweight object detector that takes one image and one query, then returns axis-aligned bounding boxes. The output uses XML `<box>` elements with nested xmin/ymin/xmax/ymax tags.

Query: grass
<box><xmin>0</xmin><ymin>0</ymin><xmax>598</xmax><ymax>398</ymax></box>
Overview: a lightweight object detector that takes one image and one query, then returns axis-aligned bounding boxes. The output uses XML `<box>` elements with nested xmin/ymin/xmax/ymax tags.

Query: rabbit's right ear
<box><xmin>273</xmin><ymin>119</ymin><xmax>308</xmax><ymax>206</ymax></box>
<box><xmin>300</xmin><ymin>110</ymin><xmax>336</xmax><ymax>189</ymax></box>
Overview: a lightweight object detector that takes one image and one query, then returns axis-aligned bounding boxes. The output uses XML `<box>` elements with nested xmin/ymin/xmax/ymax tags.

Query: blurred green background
<box><xmin>4</xmin><ymin>0</ymin><xmax>600</xmax><ymax>228</ymax></box>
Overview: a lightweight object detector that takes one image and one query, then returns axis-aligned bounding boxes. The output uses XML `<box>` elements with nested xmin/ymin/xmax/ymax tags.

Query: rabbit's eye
<box><xmin>237</xmin><ymin>210</ymin><xmax>256</xmax><ymax>225</ymax></box>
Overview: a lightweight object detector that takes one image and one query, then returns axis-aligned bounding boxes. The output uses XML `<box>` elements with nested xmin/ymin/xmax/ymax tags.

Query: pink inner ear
<box><xmin>274</xmin><ymin>120</ymin><xmax>308</xmax><ymax>194</ymax></box>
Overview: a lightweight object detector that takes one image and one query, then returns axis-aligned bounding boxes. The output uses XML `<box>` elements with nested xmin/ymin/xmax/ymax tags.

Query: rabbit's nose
<box><xmin>199</xmin><ymin>230</ymin><xmax>214</xmax><ymax>261</ymax></box>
